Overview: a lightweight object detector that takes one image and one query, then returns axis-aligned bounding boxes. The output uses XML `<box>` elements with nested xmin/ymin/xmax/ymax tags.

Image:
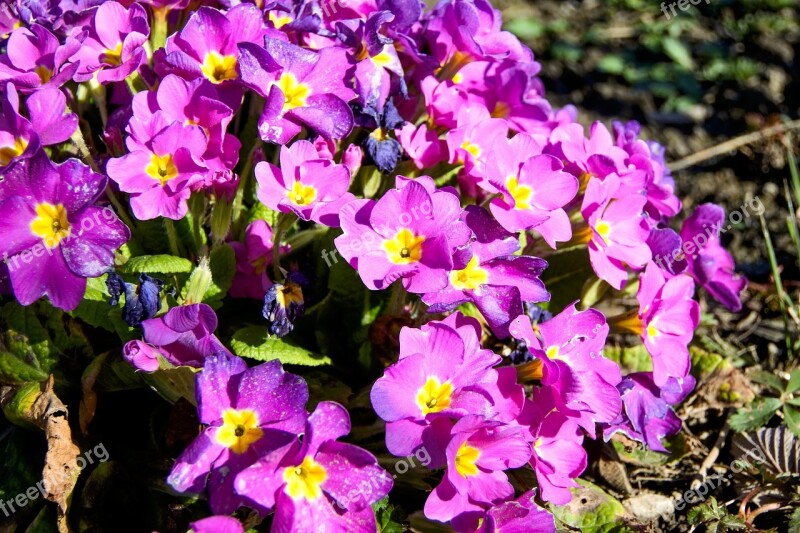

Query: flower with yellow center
<box><xmin>268</xmin><ymin>11</ymin><xmax>293</xmax><ymax>28</ymax></box>
<box><xmin>101</xmin><ymin>42</ymin><xmax>123</xmax><ymax>66</ymax></box>
<box><xmin>200</xmin><ymin>51</ymin><xmax>238</xmax><ymax>84</ymax></box>
<box><xmin>383</xmin><ymin>228</ymin><xmax>425</xmax><ymax>265</ymax></box>
<box><xmin>450</xmin><ymin>256</ymin><xmax>488</xmax><ymax>291</ymax></box>
<box><xmin>276</xmin><ymin>72</ymin><xmax>311</xmax><ymax>113</ymax></box>
<box><xmin>0</xmin><ymin>137</ymin><xmax>28</xmax><ymax>166</ymax></box>
<box><xmin>416</xmin><ymin>377</ymin><xmax>453</xmax><ymax>416</ymax></box>
<box><xmin>145</xmin><ymin>153</ymin><xmax>179</xmax><ymax>186</ymax></box>
<box><xmin>454</xmin><ymin>442</ymin><xmax>481</xmax><ymax>477</ymax></box>
<box><xmin>370</xmin><ymin>45</ymin><xmax>395</xmax><ymax>68</ymax></box>
<box><xmin>287</xmin><ymin>181</ymin><xmax>317</xmax><ymax>206</ymax></box>
<box><xmin>35</xmin><ymin>65</ymin><xmax>52</xmax><ymax>84</ymax></box>
<box><xmin>460</xmin><ymin>140</ymin><xmax>481</xmax><ymax>160</ymax></box>
<box><xmin>594</xmin><ymin>220</ymin><xmax>612</xmax><ymax>244</ymax></box>
<box><xmin>30</xmin><ymin>203</ymin><xmax>71</xmax><ymax>248</ymax></box>
<box><xmin>505</xmin><ymin>176</ymin><xmax>533</xmax><ymax>210</ymax></box>
<box><xmin>283</xmin><ymin>456</ymin><xmax>328</xmax><ymax>500</ymax></box>
<box><xmin>215</xmin><ymin>409</ymin><xmax>264</xmax><ymax>455</ymax></box>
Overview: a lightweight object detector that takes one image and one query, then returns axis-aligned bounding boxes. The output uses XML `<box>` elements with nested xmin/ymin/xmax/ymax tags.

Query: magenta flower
<box><xmin>189</xmin><ymin>516</ymin><xmax>243</xmax><ymax>533</ymax></box>
<box><xmin>255</xmin><ymin>140</ymin><xmax>354</xmax><ymax>227</ymax></box>
<box><xmin>603</xmin><ymin>372</ymin><xmax>694</xmax><ymax>453</ymax></box>
<box><xmin>70</xmin><ymin>2</ymin><xmax>149</xmax><ymax>84</ymax></box>
<box><xmin>128</xmin><ymin>74</ymin><xmax>240</xmax><ymax>172</ymax></box>
<box><xmin>478</xmin><ymin>490</ymin><xmax>555</xmax><ymax>533</ymax></box>
<box><xmin>26</xmin><ymin>87</ymin><xmax>78</xmax><ymax>146</ymax></box>
<box><xmin>106</xmin><ymin>122</ymin><xmax>207</xmax><ymax>220</ymax></box>
<box><xmin>485</xmin><ymin>134</ymin><xmax>578</xmax><ymax>247</ymax></box>
<box><xmin>335</xmin><ymin>176</ymin><xmax>471</xmax><ymax>293</ymax></box>
<box><xmin>229</xmin><ymin>220</ymin><xmax>284</xmax><ymax>300</ymax></box>
<box><xmin>141</xmin><ymin>303</ymin><xmax>228</xmax><ymax>368</ymax></box>
<box><xmin>445</xmin><ymin>105</ymin><xmax>508</xmax><ymax>184</ymax></box>
<box><xmin>235</xmin><ymin>402</ymin><xmax>392</xmax><ymax>531</ymax></box>
<box><xmin>581</xmin><ymin>173</ymin><xmax>651</xmax><ymax>289</ymax></box>
<box><xmin>371</xmin><ymin>313</ymin><xmax>522</xmax><ymax>462</ymax></box>
<box><xmin>167</xmin><ymin>352</ymin><xmax>309</xmax><ymax>515</ymax></box>
<box><xmin>424</xmin><ymin>416</ymin><xmax>531</xmax><ymax>525</ymax></box>
<box><xmin>550</xmin><ymin>121</ymin><xmax>627</xmax><ymax>182</ymax></box>
<box><xmin>518</xmin><ymin>388</ymin><xmax>587</xmax><ymax>504</ymax></box>
<box><xmin>635</xmin><ymin>263</ymin><xmax>699</xmax><ymax>386</ymax></box>
<box><xmin>396</xmin><ymin>122</ymin><xmax>446</xmax><ymax>170</ymax></box>
<box><xmin>423</xmin><ymin>206</ymin><xmax>549</xmax><ymax>338</ymax></box>
<box><xmin>0</xmin><ymin>24</ymin><xmax>80</xmax><ymax>91</ymax></box>
<box><xmin>159</xmin><ymin>4</ymin><xmax>268</xmax><ymax>86</ymax></box>
<box><xmin>238</xmin><ymin>38</ymin><xmax>357</xmax><ymax>144</ymax></box>
<box><xmin>122</xmin><ymin>340</ymin><xmax>162</xmax><ymax>373</ymax></box>
<box><xmin>0</xmin><ymin>83</ymin><xmax>39</xmax><ymax>168</ymax></box>
<box><xmin>0</xmin><ymin>151</ymin><xmax>129</xmax><ymax>311</ymax></box>
<box><xmin>509</xmin><ymin>303</ymin><xmax>622</xmax><ymax>433</ymax></box>
<box><xmin>679</xmin><ymin>203</ymin><xmax>746</xmax><ymax>311</ymax></box>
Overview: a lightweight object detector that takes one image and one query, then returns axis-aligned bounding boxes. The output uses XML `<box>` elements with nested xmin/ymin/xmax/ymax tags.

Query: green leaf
<box><xmin>504</xmin><ymin>18</ymin><xmax>544</xmax><ymax>40</ymax></box>
<box><xmin>119</xmin><ymin>254</ymin><xmax>193</xmax><ymax>274</ymax></box>
<box><xmin>749</xmin><ymin>370</ymin><xmax>783</xmax><ymax>392</ymax></box>
<box><xmin>662</xmin><ymin>37</ymin><xmax>694</xmax><ymax>69</ymax></box>
<box><xmin>0</xmin><ymin>427</ymin><xmax>42</xmax><ymax>502</ymax></box>
<box><xmin>141</xmin><ymin>366</ymin><xmax>198</xmax><ymax>405</ymax></box>
<box><xmin>729</xmin><ymin>398</ymin><xmax>782</xmax><ymax>432</ymax></box>
<box><xmin>604</xmin><ymin>344</ymin><xmax>652</xmax><ymax>374</ymax></box>
<box><xmin>783</xmin><ymin>406</ymin><xmax>800</xmax><ymax>438</ymax></box>
<box><xmin>786</xmin><ymin>369</ymin><xmax>800</xmax><ymax>394</ymax></box>
<box><xmin>539</xmin><ymin>247</ymin><xmax>594</xmax><ymax>311</ymax></box>
<box><xmin>549</xmin><ymin>479</ymin><xmax>631</xmax><ymax>532</ymax></box>
<box><xmin>0</xmin><ymin>302</ymin><xmax>59</xmax><ymax>383</ymax></box>
<box><xmin>230</xmin><ymin>326</ymin><xmax>332</xmax><ymax>366</ymax></box>
<box><xmin>206</xmin><ymin>244</ymin><xmax>236</xmax><ymax>302</ymax></box>
<box><xmin>69</xmin><ymin>276</ymin><xmax>137</xmax><ymax>341</ymax></box>
<box><xmin>2</xmin><ymin>382</ymin><xmax>45</xmax><ymax>429</ymax></box>
<box><xmin>690</xmin><ymin>346</ymin><xmax>727</xmax><ymax>378</ymax></box>
<box><xmin>597</xmin><ymin>54</ymin><xmax>626</xmax><ymax>75</ymax></box>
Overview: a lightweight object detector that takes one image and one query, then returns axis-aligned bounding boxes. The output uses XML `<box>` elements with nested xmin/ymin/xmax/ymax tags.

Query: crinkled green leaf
<box><xmin>206</xmin><ymin>244</ymin><xmax>236</xmax><ymax>302</ymax></box>
<box><xmin>0</xmin><ymin>302</ymin><xmax>59</xmax><ymax>383</ymax></box>
<box><xmin>604</xmin><ymin>344</ymin><xmax>652</xmax><ymax>374</ymax></box>
<box><xmin>230</xmin><ymin>326</ymin><xmax>331</xmax><ymax>366</ymax></box>
<box><xmin>729</xmin><ymin>398</ymin><xmax>782</xmax><ymax>432</ymax></box>
<box><xmin>119</xmin><ymin>254</ymin><xmax>193</xmax><ymax>274</ymax></box>
<box><xmin>690</xmin><ymin>346</ymin><xmax>728</xmax><ymax>378</ymax></box>
<box><xmin>539</xmin><ymin>247</ymin><xmax>594</xmax><ymax>311</ymax></box>
<box><xmin>141</xmin><ymin>366</ymin><xmax>198</xmax><ymax>405</ymax></box>
<box><xmin>549</xmin><ymin>479</ymin><xmax>631</xmax><ymax>532</ymax></box>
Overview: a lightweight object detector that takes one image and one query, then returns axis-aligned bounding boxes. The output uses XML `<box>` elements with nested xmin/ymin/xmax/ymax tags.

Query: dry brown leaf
<box><xmin>79</xmin><ymin>353</ymin><xmax>107</xmax><ymax>435</ymax></box>
<box><xmin>1</xmin><ymin>376</ymin><xmax>81</xmax><ymax>533</ymax></box>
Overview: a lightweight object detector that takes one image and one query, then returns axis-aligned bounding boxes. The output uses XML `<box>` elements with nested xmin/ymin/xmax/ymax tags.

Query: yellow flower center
<box><xmin>370</xmin><ymin>45</ymin><xmax>395</xmax><ymax>68</ymax></box>
<box><xmin>646</xmin><ymin>322</ymin><xmax>660</xmax><ymax>339</ymax></box>
<box><xmin>101</xmin><ymin>42</ymin><xmax>123</xmax><ymax>66</ymax></box>
<box><xmin>595</xmin><ymin>220</ymin><xmax>612</xmax><ymax>243</ymax></box>
<box><xmin>287</xmin><ymin>181</ymin><xmax>317</xmax><ymax>206</ymax></box>
<box><xmin>215</xmin><ymin>409</ymin><xmax>264</xmax><ymax>455</ymax></box>
<box><xmin>35</xmin><ymin>65</ymin><xmax>52</xmax><ymax>83</ymax></box>
<box><xmin>268</xmin><ymin>11</ymin><xmax>293</xmax><ymax>28</ymax></box>
<box><xmin>383</xmin><ymin>228</ymin><xmax>425</xmax><ymax>265</ymax></box>
<box><xmin>506</xmin><ymin>176</ymin><xmax>532</xmax><ymax>210</ymax></box>
<box><xmin>455</xmin><ymin>442</ymin><xmax>481</xmax><ymax>478</ymax></box>
<box><xmin>416</xmin><ymin>377</ymin><xmax>453</xmax><ymax>416</ymax></box>
<box><xmin>492</xmin><ymin>101</ymin><xmax>511</xmax><ymax>119</ymax></box>
<box><xmin>30</xmin><ymin>202</ymin><xmax>71</xmax><ymax>248</ymax></box>
<box><xmin>201</xmin><ymin>51</ymin><xmax>238</xmax><ymax>84</ymax></box>
<box><xmin>452</xmin><ymin>72</ymin><xmax>464</xmax><ymax>84</ymax></box>
<box><xmin>450</xmin><ymin>256</ymin><xmax>488</xmax><ymax>290</ymax></box>
<box><xmin>460</xmin><ymin>140</ymin><xmax>481</xmax><ymax>160</ymax></box>
<box><xmin>0</xmin><ymin>137</ymin><xmax>28</xmax><ymax>166</ymax></box>
<box><xmin>283</xmin><ymin>456</ymin><xmax>328</xmax><ymax>501</ymax></box>
<box><xmin>145</xmin><ymin>153</ymin><xmax>179</xmax><ymax>185</ymax></box>
<box><xmin>276</xmin><ymin>72</ymin><xmax>311</xmax><ymax>113</ymax></box>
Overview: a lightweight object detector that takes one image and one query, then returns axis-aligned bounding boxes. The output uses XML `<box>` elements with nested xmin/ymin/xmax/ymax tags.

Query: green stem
<box><xmin>105</xmin><ymin>187</ymin><xmax>137</xmax><ymax>232</ymax></box>
<box><xmin>164</xmin><ymin>219</ymin><xmax>183</xmax><ymax>257</ymax></box>
<box><xmin>271</xmin><ymin>213</ymin><xmax>296</xmax><ymax>281</ymax></box>
<box><xmin>150</xmin><ymin>7</ymin><xmax>169</xmax><ymax>51</ymax></box>
<box><xmin>125</xmin><ymin>71</ymin><xmax>148</xmax><ymax>95</ymax></box>
<box><xmin>70</xmin><ymin>126</ymin><xmax>98</xmax><ymax>172</ymax></box>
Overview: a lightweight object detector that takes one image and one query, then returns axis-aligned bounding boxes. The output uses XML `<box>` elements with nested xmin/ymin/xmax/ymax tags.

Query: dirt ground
<box><xmin>501</xmin><ymin>0</ymin><xmax>800</xmax><ymax>529</ymax></box>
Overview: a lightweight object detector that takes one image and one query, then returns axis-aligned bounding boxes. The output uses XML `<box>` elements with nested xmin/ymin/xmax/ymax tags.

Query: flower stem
<box><xmin>164</xmin><ymin>219</ymin><xmax>183</xmax><ymax>257</ymax></box>
<box><xmin>151</xmin><ymin>7</ymin><xmax>169</xmax><ymax>51</ymax></box>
